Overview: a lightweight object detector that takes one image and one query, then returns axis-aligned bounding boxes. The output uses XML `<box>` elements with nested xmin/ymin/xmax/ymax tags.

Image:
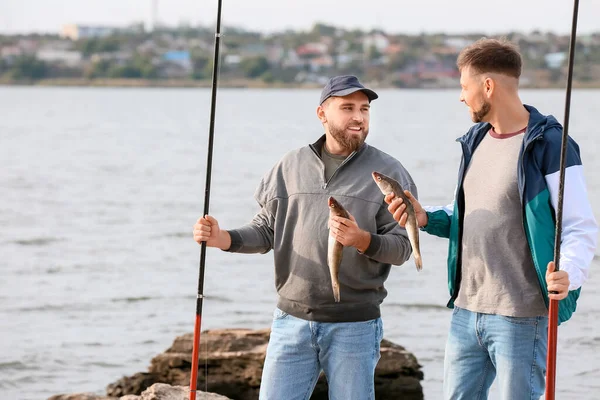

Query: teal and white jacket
<box><xmin>424</xmin><ymin>105</ymin><xmax>597</xmax><ymax>324</ymax></box>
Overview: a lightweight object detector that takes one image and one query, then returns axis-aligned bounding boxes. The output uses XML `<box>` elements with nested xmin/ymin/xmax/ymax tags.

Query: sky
<box><xmin>1</xmin><ymin>0</ymin><xmax>599</xmax><ymax>36</ymax></box>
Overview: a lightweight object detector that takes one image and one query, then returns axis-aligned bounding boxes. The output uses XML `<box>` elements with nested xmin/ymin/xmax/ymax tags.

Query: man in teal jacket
<box><xmin>386</xmin><ymin>38</ymin><xmax>597</xmax><ymax>399</ymax></box>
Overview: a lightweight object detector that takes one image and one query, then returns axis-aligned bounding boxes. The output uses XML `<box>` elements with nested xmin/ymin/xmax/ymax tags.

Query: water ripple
<box><xmin>12</xmin><ymin>237</ymin><xmax>63</xmax><ymax>246</ymax></box>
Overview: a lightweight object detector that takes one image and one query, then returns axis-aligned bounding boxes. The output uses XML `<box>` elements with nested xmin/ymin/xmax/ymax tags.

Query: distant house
<box><xmin>444</xmin><ymin>37</ymin><xmax>472</xmax><ymax>52</ymax></box>
<box><xmin>294</xmin><ymin>71</ymin><xmax>330</xmax><ymax>85</ymax></box>
<box><xmin>362</xmin><ymin>33</ymin><xmax>389</xmax><ymax>53</ymax></box>
<box><xmin>309</xmin><ymin>55</ymin><xmax>334</xmax><ymax>72</ymax></box>
<box><xmin>162</xmin><ymin>50</ymin><xmax>192</xmax><ymax>69</ymax></box>
<box><xmin>0</xmin><ymin>45</ymin><xmax>22</xmax><ymax>62</ymax></box>
<box><xmin>137</xmin><ymin>40</ymin><xmax>158</xmax><ymax>55</ymax></box>
<box><xmin>239</xmin><ymin>43</ymin><xmax>267</xmax><ymax>58</ymax></box>
<box><xmin>60</xmin><ymin>23</ymin><xmax>143</xmax><ymax>41</ymax></box>
<box><xmin>37</xmin><ymin>48</ymin><xmax>83</xmax><ymax>67</ymax></box>
<box><xmin>383</xmin><ymin>43</ymin><xmax>405</xmax><ymax>56</ymax></box>
<box><xmin>159</xmin><ymin>63</ymin><xmax>190</xmax><ymax>79</ymax></box>
<box><xmin>224</xmin><ymin>54</ymin><xmax>242</xmax><ymax>66</ymax></box>
<box><xmin>544</xmin><ymin>52</ymin><xmax>566</xmax><ymax>69</ymax></box>
<box><xmin>60</xmin><ymin>24</ymin><xmax>115</xmax><ymax>41</ymax></box>
<box><xmin>527</xmin><ymin>31</ymin><xmax>549</xmax><ymax>44</ymax></box>
<box><xmin>266</xmin><ymin>45</ymin><xmax>284</xmax><ymax>65</ymax></box>
<box><xmin>431</xmin><ymin>46</ymin><xmax>459</xmax><ymax>56</ymax></box>
<box><xmin>1</xmin><ymin>39</ymin><xmax>39</xmax><ymax>62</ymax></box>
<box><xmin>187</xmin><ymin>38</ymin><xmax>211</xmax><ymax>52</ymax></box>
<box><xmin>579</xmin><ymin>35</ymin><xmax>595</xmax><ymax>47</ymax></box>
<box><xmin>167</xmin><ymin>37</ymin><xmax>190</xmax><ymax>51</ymax></box>
<box><xmin>296</xmin><ymin>43</ymin><xmax>328</xmax><ymax>58</ymax></box>
<box><xmin>335</xmin><ymin>40</ymin><xmax>350</xmax><ymax>54</ymax></box>
<box><xmin>90</xmin><ymin>51</ymin><xmax>132</xmax><ymax>65</ymax></box>
<box><xmin>336</xmin><ymin>53</ymin><xmax>355</xmax><ymax>68</ymax></box>
<box><xmin>281</xmin><ymin>49</ymin><xmax>304</xmax><ymax>68</ymax></box>
<box><xmin>17</xmin><ymin>39</ymin><xmax>39</xmax><ymax>54</ymax></box>
<box><xmin>159</xmin><ymin>50</ymin><xmax>192</xmax><ymax>78</ymax></box>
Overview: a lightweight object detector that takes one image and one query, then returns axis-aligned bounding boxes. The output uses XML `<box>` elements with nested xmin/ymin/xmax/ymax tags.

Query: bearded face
<box><xmin>326</xmin><ymin>118</ymin><xmax>369</xmax><ymax>152</ymax></box>
<box><xmin>320</xmin><ymin>91</ymin><xmax>371</xmax><ymax>153</ymax></box>
<box><xmin>470</xmin><ymin>96</ymin><xmax>491</xmax><ymax>123</ymax></box>
<box><xmin>460</xmin><ymin>67</ymin><xmax>493</xmax><ymax>124</ymax></box>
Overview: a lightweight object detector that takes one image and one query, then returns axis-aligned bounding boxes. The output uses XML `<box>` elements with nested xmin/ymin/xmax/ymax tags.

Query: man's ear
<box><xmin>484</xmin><ymin>77</ymin><xmax>495</xmax><ymax>98</ymax></box>
<box><xmin>317</xmin><ymin>105</ymin><xmax>327</xmax><ymax>123</ymax></box>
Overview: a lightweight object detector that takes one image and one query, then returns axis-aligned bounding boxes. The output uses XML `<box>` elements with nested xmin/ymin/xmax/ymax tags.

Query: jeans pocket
<box><xmin>500</xmin><ymin>315</ymin><xmax>540</xmax><ymax>325</ymax></box>
<box><xmin>273</xmin><ymin>307</ymin><xmax>289</xmax><ymax>320</ymax></box>
<box><xmin>452</xmin><ymin>306</ymin><xmax>460</xmax><ymax>316</ymax></box>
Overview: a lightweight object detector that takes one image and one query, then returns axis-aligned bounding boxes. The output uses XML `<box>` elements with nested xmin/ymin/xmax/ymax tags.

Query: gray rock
<box><xmin>130</xmin><ymin>383</ymin><xmax>231</xmax><ymax>400</ymax></box>
<box><xmin>47</xmin><ymin>394</ymin><xmax>117</xmax><ymax>400</ymax></box>
<box><xmin>49</xmin><ymin>383</ymin><xmax>231</xmax><ymax>400</ymax></box>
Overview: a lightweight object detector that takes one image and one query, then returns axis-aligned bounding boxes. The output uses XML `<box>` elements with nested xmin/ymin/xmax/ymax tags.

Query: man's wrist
<box><xmin>419</xmin><ymin>212</ymin><xmax>429</xmax><ymax>229</ymax></box>
<box><xmin>218</xmin><ymin>230</ymin><xmax>232</xmax><ymax>251</ymax></box>
<box><xmin>355</xmin><ymin>230</ymin><xmax>371</xmax><ymax>253</ymax></box>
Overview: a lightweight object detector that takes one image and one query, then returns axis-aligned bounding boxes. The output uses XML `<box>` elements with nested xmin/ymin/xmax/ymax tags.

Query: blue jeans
<box><xmin>259</xmin><ymin>308</ymin><xmax>383</xmax><ymax>400</ymax></box>
<box><xmin>444</xmin><ymin>306</ymin><xmax>548</xmax><ymax>400</ymax></box>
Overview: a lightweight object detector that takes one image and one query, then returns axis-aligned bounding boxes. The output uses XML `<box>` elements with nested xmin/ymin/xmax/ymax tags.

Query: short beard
<box><xmin>328</xmin><ymin>123</ymin><xmax>368</xmax><ymax>153</ymax></box>
<box><xmin>472</xmin><ymin>99</ymin><xmax>491</xmax><ymax>123</ymax></box>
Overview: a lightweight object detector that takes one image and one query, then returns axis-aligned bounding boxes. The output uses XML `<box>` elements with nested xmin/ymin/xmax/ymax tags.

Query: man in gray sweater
<box><xmin>193</xmin><ymin>75</ymin><xmax>418</xmax><ymax>400</ymax></box>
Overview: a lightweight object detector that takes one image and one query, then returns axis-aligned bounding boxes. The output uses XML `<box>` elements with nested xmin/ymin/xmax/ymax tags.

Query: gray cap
<box><xmin>319</xmin><ymin>75</ymin><xmax>378</xmax><ymax>105</ymax></box>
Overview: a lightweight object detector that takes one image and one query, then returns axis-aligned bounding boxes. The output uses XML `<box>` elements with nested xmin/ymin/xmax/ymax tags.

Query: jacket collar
<box><xmin>456</xmin><ymin>104</ymin><xmax>562</xmax><ymax>152</ymax></box>
<box><xmin>310</xmin><ymin>133</ymin><xmax>369</xmax><ymax>158</ymax></box>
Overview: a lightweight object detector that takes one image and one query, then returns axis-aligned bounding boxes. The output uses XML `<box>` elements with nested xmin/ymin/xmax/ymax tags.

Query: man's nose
<box><xmin>352</xmin><ymin>111</ymin><xmax>364</xmax><ymax>122</ymax></box>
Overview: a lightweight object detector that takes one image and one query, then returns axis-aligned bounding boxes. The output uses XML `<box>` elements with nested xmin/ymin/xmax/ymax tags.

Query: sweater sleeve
<box><xmin>362</xmin><ymin>181</ymin><xmax>417</xmax><ymax>266</ymax></box>
<box><xmin>225</xmin><ymin>176</ymin><xmax>276</xmax><ymax>254</ymax></box>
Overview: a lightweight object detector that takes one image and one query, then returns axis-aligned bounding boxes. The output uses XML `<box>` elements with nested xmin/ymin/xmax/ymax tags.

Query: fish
<box><xmin>327</xmin><ymin>196</ymin><xmax>350</xmax><ymax>302</ymax></box>
<box><xmin>372</xmin><ymin>171</ymin><xmax>423</xmax><ymax>271</ymax></box>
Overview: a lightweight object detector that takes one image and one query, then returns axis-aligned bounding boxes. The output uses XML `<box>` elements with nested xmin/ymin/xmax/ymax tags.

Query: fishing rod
<box><xmin>189</xmin><ymin>0</ymin><xmax>223</xmax><ymax>399</ymax></box>
<box><xmin>546</xmin><ymin>0</ymin><xmax>579</xmax><ymax>398</ymax></box>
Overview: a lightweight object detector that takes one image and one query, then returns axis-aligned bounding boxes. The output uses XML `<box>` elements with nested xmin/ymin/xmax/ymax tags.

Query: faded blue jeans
<box><xmin>444</xmin><ymin>306</ymin><xmax>549</xmax><ymax>400</ymax></box>
<box><xmin>258</xmin><ymin>308</ymin><xmax>383</xmax><ymax>400</ymax></box>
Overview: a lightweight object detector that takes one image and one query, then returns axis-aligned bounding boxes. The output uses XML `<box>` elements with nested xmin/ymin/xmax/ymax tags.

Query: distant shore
<box><xmin>0</xmin><ymin>77</ymin><xmax>322</xmax><ymax>89</ymax></box>
<box><xmin>1</xmin><ymin>78</ymin><xmax>600</xmax><ymax>89</ymax></box>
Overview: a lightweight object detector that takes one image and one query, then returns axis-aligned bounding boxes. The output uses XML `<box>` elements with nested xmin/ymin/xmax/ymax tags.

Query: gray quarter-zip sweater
<box><xmin>226</xmin><ymin>135</ymin><xmax>417</xmax><ymax>322</ymax></box>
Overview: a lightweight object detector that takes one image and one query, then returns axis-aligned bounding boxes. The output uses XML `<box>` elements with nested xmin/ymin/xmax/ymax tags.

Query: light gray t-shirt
<box><xmin>455</xmin><ymin>128</ymin><xmax>547</xmax><ymax>317</ymax></box>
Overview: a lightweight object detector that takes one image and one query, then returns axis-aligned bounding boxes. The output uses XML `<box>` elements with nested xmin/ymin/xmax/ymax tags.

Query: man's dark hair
<box><xmin>457</xmin><ymin>38</ymin><xmax>522</xmax><ymax>79</ymax></box>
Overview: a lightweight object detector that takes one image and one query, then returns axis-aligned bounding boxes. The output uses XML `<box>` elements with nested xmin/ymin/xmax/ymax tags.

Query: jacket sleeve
<box><xmin>423</xmin><ymin>204</ymin><xmax>454</xmax><ymax>238</ymax></box>
<box><xmin>422</xmin><ymin>185</ymin><xmax>457</xmax><ymax>239</ymax></box>
<box><xmin>225</xmin><ymin>177</ymin><xmax>275</xmax><ymax>254</ymax></box>
<box><xmin>543</xmin><ymin>134</ymin><xmax>598</xmax><ymax>290</ymax></box>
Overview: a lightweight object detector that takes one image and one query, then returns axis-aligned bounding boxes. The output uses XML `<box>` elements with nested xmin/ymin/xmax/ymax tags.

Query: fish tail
<box><xmin>405</xmin><ymin>217</ymin><xmax>423</xmax><ymax>271</ymax></box>
<box><xmin>411</xmin><ymin>240</ymin><xmax>423</xmax><ymax>271</ymax></box>
<box><xmin>332</xmin><ymin>281</ymin><xmax>341</xmax><ymax>302</ymax></box>
<box><xmin>414</xmin><ymin>252</ymin><xmax>423</xmax><ymax>271</ymax></box>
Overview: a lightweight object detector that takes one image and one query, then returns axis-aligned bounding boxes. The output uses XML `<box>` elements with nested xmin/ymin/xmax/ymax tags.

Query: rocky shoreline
<box><xmin>49</xmin><ymin>328</ymin><xmax>424</xmax><ymax>400</ymax></box>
